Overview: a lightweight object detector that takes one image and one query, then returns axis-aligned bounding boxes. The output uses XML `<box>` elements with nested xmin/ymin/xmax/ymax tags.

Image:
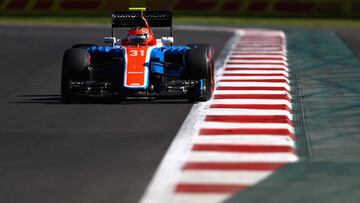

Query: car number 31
<box><xmin>130</xmin><ymin>50</ymin><xmax>145</xmax><ymax>57</ymax></box>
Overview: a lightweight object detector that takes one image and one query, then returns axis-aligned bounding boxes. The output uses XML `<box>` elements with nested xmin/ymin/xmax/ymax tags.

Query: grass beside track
<box><xmin>0</xmin><ymin>16</ymin><xmax>359</xmax><ymax>28</ymax></box>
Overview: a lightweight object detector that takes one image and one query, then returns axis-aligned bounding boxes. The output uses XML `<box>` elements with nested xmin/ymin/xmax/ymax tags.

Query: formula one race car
<box><xmin>61</xmin><ymin>10</ymin><xmax>214</xmax><ymax>102</ymax></box>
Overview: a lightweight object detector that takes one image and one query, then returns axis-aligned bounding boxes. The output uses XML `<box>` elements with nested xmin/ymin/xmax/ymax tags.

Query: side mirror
<box><xmin>104</xmin><ymin>37</ymin><xmax>117</xmax><ymax>45</ymax></box>
<box><xmin>161</xmin><ymin>37</ymin><xmax>174</xmax><ymax>44</ymax></box>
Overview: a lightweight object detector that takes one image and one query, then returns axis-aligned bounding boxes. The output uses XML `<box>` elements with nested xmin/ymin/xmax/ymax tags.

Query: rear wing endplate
<box><xmin>112</xmin><ymin>11</ymin><xmax>172</xmax><ymax>28</ymax></box>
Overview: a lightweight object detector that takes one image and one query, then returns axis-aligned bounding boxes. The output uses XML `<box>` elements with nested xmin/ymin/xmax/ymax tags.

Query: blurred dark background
<box><xmin>0</xmin><ymin>0</ymin><xmax>359</xmax><ymax>18</ymax></box>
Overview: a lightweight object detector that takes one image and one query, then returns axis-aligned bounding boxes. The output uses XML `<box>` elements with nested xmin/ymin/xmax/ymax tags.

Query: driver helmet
<box><xmin>127</xmin><ymin>27</ymin><xmax>152</xmax><ymax>45</ymax></box>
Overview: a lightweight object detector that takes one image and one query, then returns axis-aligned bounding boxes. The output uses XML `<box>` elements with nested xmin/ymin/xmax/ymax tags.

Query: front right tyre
<box><xmin>61</xmin><ymin>48</ymin><xmax>91</xmax><ymax>102</ymax></box>
<box><xmin>184</xmin><ymin>44</ymin><xmax>215</xmax><ymax>101</ymax></box>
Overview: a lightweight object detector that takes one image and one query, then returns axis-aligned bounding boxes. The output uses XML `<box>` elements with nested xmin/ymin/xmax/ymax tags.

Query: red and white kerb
<box><xmin>141</xmin><ymin>29</ymin><xmax>298</xmax><ymax>203</ymax></box>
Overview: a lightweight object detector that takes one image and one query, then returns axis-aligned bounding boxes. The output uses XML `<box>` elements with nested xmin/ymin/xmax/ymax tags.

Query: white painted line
<box><xmin>222</xmin><ymin>70</ymin><xmax>289</xmax><ymax>76</ymax></box>
<box><xmin>229</xmin><ymin>55</ymin><xmax>287</xmax><ymax>60</ymax></box>
<box><xmin>243</xmin><ymin>31</ymin><xmax>285</xmax><ymax>36</ymax></box>
<box><xmin>237</xmin><ymin>41</ymin><xmax>284</xmax><ymax>43</ymax></box>
<box><xmin>234</xmin><ymin>47</ymin><xmax>284</xmax><ymax>50</ymax></box>
<box><xmin>204</xmin><ymin>109</ymin><xmax>293</xmax><ymax>119</ymax></box>
<box><xmin>193</xmin><ymin>135</ymin><xmax>295</xmax><ymax>147</ymax></box>
<box><xmin>214</xmin><ymin>90</ymin><xmax>290</xmax><ymax>95</ymax></box>
<box><xmin>227</xmin><ymin>59</ymin><xmax>287</xmax><ymax>63</ymax></box>
<box><xmin>230</xmin><ymin>50</ymin><xmax>286</xmax><ymax>54</ymax></box>
<box><xmin>224</xmin><ymin>64</ymin><xmax>288</xmax><ymax>69</ymax></box>
<box><xmin>178</xmin><ymin>170</ymin><xmax>272</xmax><ymax>185</ymax></box>
<box><xmin>211</xmin><ymin>99</ymin><xmax>292</xmax><ymax>107</ymax></box>
<box><xmin>237</xmin><ymin>43</ymin><xmax>284</xmax><ymax>46</ymax></box>
<box><xmin>188</xmin><ymin>152</ymin><xmax>299</xmax><ymax>163</ymax></box>
<box><xmin>223</xmin><ymin>68</ymin><xmax>288</xmax><ymax>72</ymax></box>
<box><xmin>243</xmin><ymin>30</ymin><xmax>284</xmax><ymax>33</ymax></box>
<box><xmin>213</xmin><ymin>91</ymin><xmax>292</xmax><ymax>100</ymax></box>
<box><xmin>224</xmin><ymin>67</ymin><xmax>289</xmax><ymax>72</ymax></box>
<box><xmin>218</xmin><ymin>76</ymin><xmax>290</xmax><ymax>82</ymax></box>
<box><xmin>233</xmin><ymin>49</ymin><xmax>284</xmax><ymax>52</ymax></box>
<box><xmin>229</xmin><ymin>55</ymin><xmax>287</xmax><ymax>59</ymax></box>
<box><xmin>235</xmin><ymin>46</ymin><xmax>285</xmax><ymax>49</ymax></box>
<box><xmin>227</xmin><ymin>60</ymin><xmax>287</xmax><ymax>64</ymax></box>
<box><xmin>217</xmin><ymin>82</ymin><xmax>291</xmax><ymax>90</ymax></box>
<box><xmin>235</xmin><ymin>47</ymin><xmax>285</xmax><ymax>50</ymax></box>
<box><xmin>171</xmin><ymin>194</ymin><xmax>230</xmax><ymax>203</ymax></box>
<box><xmin>199</xmin><ymin>122</ymin><xmax>294</xmax><ymax>133</ymax></box>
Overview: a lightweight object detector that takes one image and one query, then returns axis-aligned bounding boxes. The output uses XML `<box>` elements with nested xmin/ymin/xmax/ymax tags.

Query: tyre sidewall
<box><xmin>184</xmin><ymin>45</ymin><xmax>214</xmax><ymax>101</ymax></box>
<box><xmin>61</xmin><ymin>48</ymin><xmax>91</xmax><ymax>101</ymax></box>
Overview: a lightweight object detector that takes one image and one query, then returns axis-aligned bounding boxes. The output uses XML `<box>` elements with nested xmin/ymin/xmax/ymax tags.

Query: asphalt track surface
<box><xmin>0</xmin><ymin>25</ymin><xmax>359</xmax><ymax>203</ymax></box>
<box><xmin>0</xmin><ymin>25</ymin><xmax>232</xmax><ymax>203</ymax></box>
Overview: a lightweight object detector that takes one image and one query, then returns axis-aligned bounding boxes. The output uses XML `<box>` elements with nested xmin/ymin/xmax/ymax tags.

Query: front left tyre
<box><xmin>183</xmin><ymin>44</ymin><xmax>215</xmax><ymax>101</ymax></box>
<box><xmin>61</xmin><ymin>48</ymin><xmax>91</xmax><ymax>102</ymax></box>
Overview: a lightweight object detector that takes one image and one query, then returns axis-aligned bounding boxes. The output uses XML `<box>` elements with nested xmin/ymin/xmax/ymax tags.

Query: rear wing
<box><xmin>111</xmin><ymin>11</ymin><xmax>173</xmax><ymax>43</ymax></box>
<box><xmin>111</xmin><ymin>11</ymin><xmax>172</xmax><ymax>28</ymax></box>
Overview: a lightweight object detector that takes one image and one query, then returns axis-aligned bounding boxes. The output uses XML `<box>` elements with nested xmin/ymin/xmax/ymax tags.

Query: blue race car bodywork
<box><xmin>87</xmin><ymin>45</ymin><xmax>191</xmax><ymax>88</ymax></box>
<box><xmin>60</xmin><ymin>10</ymin><xmax>214</xmax><ymax>102</ymax></box>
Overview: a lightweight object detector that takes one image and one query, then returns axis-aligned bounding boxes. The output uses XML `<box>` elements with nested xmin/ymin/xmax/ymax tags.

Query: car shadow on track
<box><xmin>13</xmin><ymin>95</ymin><xmax>195</xmax><ymax>105</ymax></box>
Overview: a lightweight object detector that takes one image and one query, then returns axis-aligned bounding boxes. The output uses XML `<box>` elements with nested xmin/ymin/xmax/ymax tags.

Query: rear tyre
<box><xmin>184</xmin><ymin>44</ymin><xmax>215</xmax><ymax>101</ymax></box>
<box><xmin>61</xmin><ymin>48</ymin><xmax>91</xmax><ymax>102</ymax></box>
